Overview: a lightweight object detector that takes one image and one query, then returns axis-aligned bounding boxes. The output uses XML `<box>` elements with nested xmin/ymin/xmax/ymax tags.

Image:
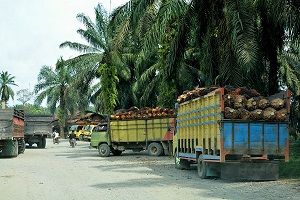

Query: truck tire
<box><xmin>148</xmin><ymin>142</ymin><xmax>163</xmax><ymax>156</ymax></box>
<box><xmin>0</xmin><ymin>140</ymin><xmax>18</xmax><ymax>157</ymax></box>
<box><xmin>37</xmin><ymin>138</ymin><xmax>43</xmax><ymax>149</ymax></box>
<box><xmin>79</xmin><ymin>135</ymin><xmax>84</xmax><ymax>141</ymax></box>
<box><xmin>98</xmin><ymin>143</ymin><xmax>110</xmax><ymax>157</ymax></box>
<box><xmin>197</xmin><ymin>157</ymin><xmax>207</xmax><ymax>179</ymax></box>
<box><xmin>174</xmin><ymin>150</ymin><xmax>190</xmax><ymax>170</ymax></box>
<box><xmin>112</xmin><ymin>150</ymin><xmax>122</xmax><ymax>156</ymax></box>
<box><xmin>41</xmin><ymin>137</ymin><xmax>46</xmax><ymax>148</ymax></box>
<box><xmin>18</xmin><ymin>139</ymin><xmax>26</xmax><ymax>154</ymax></box>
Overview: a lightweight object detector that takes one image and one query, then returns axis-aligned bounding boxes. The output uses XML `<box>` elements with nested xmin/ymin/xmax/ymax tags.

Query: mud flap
<box><xmin>221</xmin><ymin>161</ymin><xmax>279</xmax><ymax>181</ymax></box>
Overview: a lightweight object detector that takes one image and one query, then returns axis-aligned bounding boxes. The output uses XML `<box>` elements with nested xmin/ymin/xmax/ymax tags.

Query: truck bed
<box><xmin>110</xmin><ymin>118</ymin><xmax>174</xmax><ymax>143</ymax></box>
<box><xmin>0</xmin><ymin>109</ymin><xmax>24</xmax><ymax>139</ymax></box>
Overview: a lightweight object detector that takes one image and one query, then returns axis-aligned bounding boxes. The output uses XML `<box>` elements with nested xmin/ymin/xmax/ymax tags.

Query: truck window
<box><xmin>77</xmin><ymin>126</ymin><xmax>83</xmax><ymax>131</ymax></box>
<box><xmin>70</xmin><ymin>125</ymin><xmax>77</xmax><ymax>131</ymax></box>
<box><xmin>94</xmin><ymin>125</ymin><xmax>107</xmax><ymax>131</ymax></box>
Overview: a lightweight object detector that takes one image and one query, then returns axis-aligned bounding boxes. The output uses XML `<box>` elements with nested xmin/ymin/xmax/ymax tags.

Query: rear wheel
<box><xmin>41</xmin><ymin>137</ymin><xmax>46</xmax><ymax>148</ymax></box>
<box><xmin>98</xmin><ymin>143</ymin><xmax>110</xmax><ymax>157</ymax></box>
<box><xmin>148</xmin><ymin>142</ymin><xmax>163</xmax><ymax>156</ymax></box>
<box><xmin>0</xmin><ymin>140</ymin><xmax>18</xmax><ymax>157</ymax></box>
<box><xmin>37</xmin><ymin>138</ymin><xmax>44</xmax><ymax>148</ymax></box>
<box><xmin>197</xmin><ymin>157</ymin><xmax>207</xmax><ymax>179</ymax></box>
<box><xmin>79</xmin><ymin>135</ymin><xmax>84</xmax><ymax>141</ymax></box>
<box><xmin>18</xmin><ymin>139</ymin><xmax>26</xmax><ymax>154</ymax></box>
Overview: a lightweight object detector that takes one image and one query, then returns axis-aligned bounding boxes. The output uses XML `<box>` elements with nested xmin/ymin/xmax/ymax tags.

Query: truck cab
<box><xmin>69</xmin><ymin>125</ymin><xmax>83</xmax><ymax>140</ymax></box>
<box><xmin>90</xmin><ymin>124</ymin><xmax>110</xmax><ymax>155</ymax></box>
<box><xmin>82</xmin><ymin>124</ymin><xmax>96</xmax><ymax>141</ymax></box>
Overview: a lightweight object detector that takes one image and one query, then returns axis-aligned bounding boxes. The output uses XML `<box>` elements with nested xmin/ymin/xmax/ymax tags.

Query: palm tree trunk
<box><xmin>59</xmin><ymin>86</ymin><xmax>67</xmax><ymax>138</ymax></box>
<box><xmin>268</xmin><ymin>54</ymin><xmax>279</xmax><ymax>95</ymax></box>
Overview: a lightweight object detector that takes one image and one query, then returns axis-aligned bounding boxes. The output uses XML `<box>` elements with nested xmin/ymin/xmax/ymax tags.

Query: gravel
<box><xmin>0</xmin><ymin>139</ymin><xmax>299</xmax><ymax>200</ymax></box>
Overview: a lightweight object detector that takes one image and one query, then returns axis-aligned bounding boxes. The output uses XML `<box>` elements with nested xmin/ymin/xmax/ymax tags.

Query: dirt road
<box><xmin>1</xmin><ymin>139</ymin><xmax>299</xmax><ymax>200</ymax></box>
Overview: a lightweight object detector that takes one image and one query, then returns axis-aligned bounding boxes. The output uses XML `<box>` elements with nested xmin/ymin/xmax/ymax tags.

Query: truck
<box><xmin>90</xmin><ymin>117</ymin><xmax>175</xmax><ymax>157</ymax></box>
<box><xmin>69</xmin><ymin>124</ymin><xmax>84</xmax><ymax>140</ymax></box>
<box><xmin>82</xmin><ymin>124</ymin><xmax>96</xmax><ymax>141</ymax></box>
<box><xmin>24</xmin><ymin>114</ymin><xmax>54</xmax><ymax>148</ymax></box>
<box><xmin>174</xmin><ymin>88</ymin><xmax>290</xmax><ymax>180</ymax></box>
<box><xmin>0</xmin><ymin>109</ymin><xmax>25</xmax><ymax>157</ymax></box>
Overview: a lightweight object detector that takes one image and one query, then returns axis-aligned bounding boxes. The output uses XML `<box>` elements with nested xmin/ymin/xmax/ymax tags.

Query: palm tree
<box><xmin>0</xmin><ymin>71</ymin><xmax>17</xmax><ymax>109</ymax></box>
<box><xmin>60</xmin><ymin>4</ymin><xmax>121</xmax><ymax>114</ymax></box>
<box><xmin>115</xmin><ymin>0</ymin><xmax>300</xmax><ymax>97</ymax></box>
<box><xmin>34</xmin><ymin>58</ymin><xmax>77</xmax><ymax>137</ymax></box>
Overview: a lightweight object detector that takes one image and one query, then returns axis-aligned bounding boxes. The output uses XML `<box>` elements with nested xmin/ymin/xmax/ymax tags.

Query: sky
<box><xmin>0</xmin><ymin>0</ymin><xmax>128</xmax><ymax>106</ymax></box>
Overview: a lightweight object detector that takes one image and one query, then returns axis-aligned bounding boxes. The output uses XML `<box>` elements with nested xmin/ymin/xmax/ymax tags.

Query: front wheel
<box><xmin>98</xmin><ymin>143</ymin><xmax>110</xmax><ymax>157</ymax></box>
<box><xmin>79</xmin><ymin>135</ymin><xmax>84</xmax><ymax>141</ymax></box>
<box><xmin>148</xmin><ymin>142</ymin><xmax>163</xmax><ymax>156</ymax></box>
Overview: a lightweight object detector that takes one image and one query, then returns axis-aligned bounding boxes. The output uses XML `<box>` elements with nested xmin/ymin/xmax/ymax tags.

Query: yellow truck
<box><xmin>68</xmin><ymin>125</ymin><xmax>84</xmax><ymax>140</ymax></box>
<box><xmin>90</xmin><ymin>117</ymin><xmax>175</xmax><ymax>157</ymax></box>
<box><xmin>82</xmin><ymin>124</ymin><xmax>95</xmax><ymax>141</ymax></box>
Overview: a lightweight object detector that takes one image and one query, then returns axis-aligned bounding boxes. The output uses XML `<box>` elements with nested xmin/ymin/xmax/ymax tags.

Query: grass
<box><xmin>279</xmin><ymin>138</ymin><xmax>300</xmax><ymax>178</ymax></box>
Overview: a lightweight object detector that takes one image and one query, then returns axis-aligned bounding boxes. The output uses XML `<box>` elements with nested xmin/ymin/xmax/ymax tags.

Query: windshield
<box><xmin>77</xmin><ymin>126</ymin><xmax>83</xmax><ymax>131</ymax></box>
<box><xmin>84</xmin><ymin>125</ymin><xmax>90</xmax><ymax>131</ymax></box>
<box><xmin>89</xmin><ymin>125</ymin><xmax>95</xmax><ymax>131</ymax></box>
<box><xmin>70</xmin><ymin>125</ymin><xmax>77</xmax><ymax>131</ymax></box>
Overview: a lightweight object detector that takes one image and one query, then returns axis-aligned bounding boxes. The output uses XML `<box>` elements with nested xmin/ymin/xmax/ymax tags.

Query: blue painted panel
<box><xmin>223</xmin><ymin>123</ymin><xmax>232</xmax><ymax>149</ymax></box>
<box><xmin>234</xmin><ymin>123</ymin><xmax>248</xmax><ymax>149</ymax></box>
<box><xmin>264</xmin><ymin>124</ymin><xmax>277</xmax><ymax>142</ymax></box>
<box><xmin>279</xmin><ymin>124</ymin><xmax>288</xmax><ymax>149</ymax></box>
<box><xmin>250</xmin><ymin>123</ymin><xmax>263</xmax><ymax>150</ymax></box>
<box><xmin>221</xmin><ymin>121</ymin><xmax>288</xmax><ymax>155</ymax></box>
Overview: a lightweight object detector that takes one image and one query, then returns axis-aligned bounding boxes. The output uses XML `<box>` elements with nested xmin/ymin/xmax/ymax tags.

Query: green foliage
<box><xmin>57</xmin><ymin>0</ymin><xmax>300</xmax><ymax>114</ymax></box>
<box><xmin>280</xmin><ymin>139</ymin><xmax>300</xmax><ymax>178</ymax></box>
<box><xmin>34</xmin><ymin>58</ymin><xmax>77</xmax><ymax>134</ymax></box>
<box><xmin>14</xmin><ymin>103</ymin><xmax>51</xmax><ymax>115</ymax></box>
<box><xmin>0</xmin><ymin>71</ymin><xmax>17</xmax><ymax>103</ymax></box>
<box><xmin>98</xmin><ymin>64</ymin><xmax>119</xmax><ymax>114</ymax></box>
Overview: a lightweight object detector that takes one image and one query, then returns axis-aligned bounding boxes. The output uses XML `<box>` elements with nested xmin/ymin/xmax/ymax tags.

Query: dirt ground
<box><xmin>1</xmin><ymin>139</ymin><xmax>299</xmax><ymax>200</ymax></box>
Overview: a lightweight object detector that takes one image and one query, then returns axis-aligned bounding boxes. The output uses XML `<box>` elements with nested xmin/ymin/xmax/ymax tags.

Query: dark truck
<box><xmin>24</xmin><ymin>114</ymin><xmax>54</xmax><ymax>148</ymax></box>
<box><xmin>0</xmin><ymin>109</ymin><xmax>25</xmax><ymax>157</ymax></box>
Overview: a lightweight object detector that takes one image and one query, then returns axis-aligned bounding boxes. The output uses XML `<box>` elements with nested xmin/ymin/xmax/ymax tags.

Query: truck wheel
<box><xmin>41</xmin><ymin>137</ymin><xmax>46</xmax><ymax>148</ymax></box>
<box><xmin>18</xmin><ymin>139</ymin><xmax>26</xmax><ymax>154</ymax></box>
<box><xmin>148</xmin><ymin>142</ymin><xmax>163</xmax><ymax>156</ymax></box>
<box><xmin>0</xmin><ymin>140</ymin><xmax>18</xmax><ymax>157</ymax></box>
<box><xmin>79</xmin><ymin>135</ymin><xmax>84</xmax><ymax>141</ymax></box>
<box><xmin>197</xmin><ymin>157</ymin><xmax>207</xmax><ymax>179</ymax></box>
<box><xmin>98</xmin><ymin>144</ymin><xmax>110</xmax><ymax>157</ymax></box>
<box><xmin>37</xmin><ymin>139</ymin><xmax>43</xmax><ymax>148</ymax></box>
<box><xmin>112</xmin><ymin>150</ymin><xmax>122</xmax><ymax>156</ymax></box>
<box><xmin>174</xmin><ymin>150</ymin><xmax>190</xmax><ymax>170</ymax></box>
